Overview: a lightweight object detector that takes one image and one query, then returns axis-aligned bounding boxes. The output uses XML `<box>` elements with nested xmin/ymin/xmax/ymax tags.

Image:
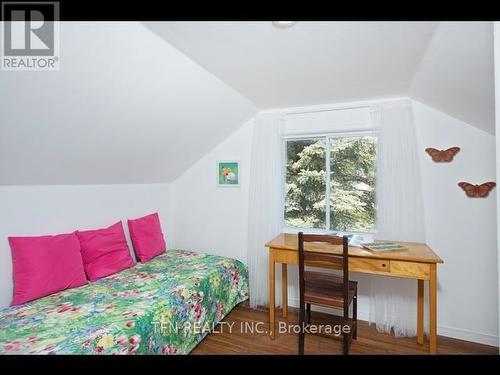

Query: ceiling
<box><xmin>0</xmin><ymin>22</ymin><xmax>257</xmax><ymax>185</ymax></box>
<box><xmin>0</xmin><ymin>21</ymin><xmax>494</xmax><ymax>186</ymax></box>
<box><xmin>145</xmin><ymin>21</ymin><xmax>495</xmax><ymax>134</ymax></box>
<box><xmin>409</xmin><ymin>22</ymin><xmax>494</xmax><ymax>133</ymax></box>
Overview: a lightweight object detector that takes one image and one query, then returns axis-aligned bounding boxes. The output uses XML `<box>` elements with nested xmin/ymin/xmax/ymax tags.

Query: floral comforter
<box><xmin>0</xmin><ymin>250</ymin><xmax>248</xmax><ymax>354</ymax></box>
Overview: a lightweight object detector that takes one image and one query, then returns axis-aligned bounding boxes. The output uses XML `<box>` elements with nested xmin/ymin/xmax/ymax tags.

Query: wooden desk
<box><xmin>265</xmin><ymin>233</ymin><xmax>444</xmax><ymax>354</ymax></box>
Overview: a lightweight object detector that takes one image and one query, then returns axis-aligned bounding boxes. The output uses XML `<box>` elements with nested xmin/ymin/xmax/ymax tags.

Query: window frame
<box><xmin>281</xmin><ymin>130</ymin><xmax>377</xmax><ymax>235</ymax></box>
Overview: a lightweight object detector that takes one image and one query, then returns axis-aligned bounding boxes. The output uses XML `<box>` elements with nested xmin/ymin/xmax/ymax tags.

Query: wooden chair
<box><xmin>298</xmin><ymin>232</ymin><xmax>358</xmax><ymax>355</ymax></box>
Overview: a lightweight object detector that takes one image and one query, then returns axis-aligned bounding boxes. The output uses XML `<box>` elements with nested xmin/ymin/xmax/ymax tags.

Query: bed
<box><xmin>0</xmin><ymin>249</ymin><xmax>249</xmax><ymax>354</ymax></box>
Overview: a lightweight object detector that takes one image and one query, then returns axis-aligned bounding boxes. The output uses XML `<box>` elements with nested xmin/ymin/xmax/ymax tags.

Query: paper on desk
<box><xmin>333</xmin><ymin>232</ymin><xmax>374</xmax><ymax>248</ymax></box>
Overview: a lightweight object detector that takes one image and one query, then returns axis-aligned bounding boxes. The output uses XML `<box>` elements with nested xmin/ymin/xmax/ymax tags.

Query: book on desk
<box><xmin>333</xmin><ymin>232</ymin><xmax>408</xmax><ymax>252</ymax></box>
<box><xmin>361</xmin><ymin>242</ymin><xmax>408</xmax><ymax>252</ymax></box>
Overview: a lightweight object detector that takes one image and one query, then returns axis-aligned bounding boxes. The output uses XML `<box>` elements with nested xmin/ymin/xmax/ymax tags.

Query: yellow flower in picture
<box><xmin>160</xmin><ymin>309</ymin><xmax>172</xmax><ymax>323</ymax></box>
<box><xmin>181</xmin><ymin>289</ymin><xmax>191</xmax><ymax>300</ymax></box>
<box><xmin>97</xmin><ymin>334</ymin><xmax>114</xmax><ymax>349</ymax></box>
<box><xmin>210</xmin><ymin>274</ymin><xmax>220</xmax><ymax>289</ymax></box>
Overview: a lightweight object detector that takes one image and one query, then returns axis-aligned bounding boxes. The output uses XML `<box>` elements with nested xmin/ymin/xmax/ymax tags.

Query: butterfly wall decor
<box><xmin>425</xmin><ymin>147</ymin><xmax>460</xmax><ymax>162</ymax></box>
<box><xmin>458</xmin><ymin>182</ymin><xmax>496</xmax><ymax>198</ymax></box>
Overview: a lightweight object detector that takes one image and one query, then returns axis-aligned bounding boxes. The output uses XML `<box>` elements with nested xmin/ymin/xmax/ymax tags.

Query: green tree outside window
<box><xmin>284</xmin><ymin>135</ymin><xmax>376</xmax><ymax>233</ymax></box>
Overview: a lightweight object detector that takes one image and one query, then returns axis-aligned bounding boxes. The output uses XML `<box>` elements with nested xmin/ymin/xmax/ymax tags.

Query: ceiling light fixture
<box><xmin>272</xmin><ymin>21</ymin><xmax>297</xmax><ymax>28</ymax></box>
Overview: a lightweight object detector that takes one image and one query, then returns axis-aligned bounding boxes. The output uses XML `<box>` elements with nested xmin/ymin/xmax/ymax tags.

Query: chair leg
<box><xmin>353</xmin><ymin>295</ymin><xmax>357</xmax><ymax>340</ymax></box>
<box><xmin>299</xmin><ymin>329</ymin><xmax>305</xmax><ymax>355</ymax></box>
<box><xmin>343</xmin><ymin>332</ymin><xmax>349</xmax><ymax>355</ymax></box>
<box><xmin>298</xmin><ymin>303</ymin><xmax>305</xmax><ymax>355</ymax></box>
<box><xmin>306</xmin><ymin>303</ymin><xmax>311</xmax><ymax>324</ymax></box>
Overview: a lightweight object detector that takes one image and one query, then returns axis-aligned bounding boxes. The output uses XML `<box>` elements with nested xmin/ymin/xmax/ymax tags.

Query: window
<box><xmin>284</xmin><ymin>134</ymin><xmax>377</xmax><ymax>233</ymax></box>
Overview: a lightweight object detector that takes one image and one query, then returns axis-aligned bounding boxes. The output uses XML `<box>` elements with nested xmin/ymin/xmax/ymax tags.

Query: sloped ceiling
<box><xmin>145</xmin><ymin>21</ymin><xmax>437</xmax><ymax>108</ymax></box>
<box><xmin>0</xmin><ymin>22</ymin><xmax>257</xmax><ymax>185</ymax></box>
<box><xmin>145</xmin><ymin>21</ymin><xmax>495</xmax><ymax>134</ymax></box>
<box><xmin>410</xmin><ymin>22</ymin><xmax>494</xmax><ymax>134</ymax></box>
<box><xmin>0</xmin><ymin>21</ymin><xmax>494</xmax><ymax>186</ymax></box>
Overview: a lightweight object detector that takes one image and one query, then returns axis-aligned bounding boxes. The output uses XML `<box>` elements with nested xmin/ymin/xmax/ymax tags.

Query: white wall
<box><xmin>0</xmin><ymin>183</ymin><xmax>173</xmax><ymax>309</ymax></box>
<box><xmin>171</xmin><ymin>99</ymin><xmax>498</xmax><ymax>346</ymax></box>
<box><xmin>413</xmin><ymin>100</ymin><xmax>498</xmax><ymax>346</ymax></box>
<box><xmin>494</xmin><ymin>21</ymin><xmax>500</xmax><ymax>352</ymax></box>
<box><xmin>2</xmin><ymin>100</ymin><xmax>479</xmax><ymax>342</ymax></box>
<box><xmin>286</xmin><ymin>100</ymin><xmax>499</xmax><ymax>345</ymax></box>
<box><xmin>171</xmin><ymin>119</ymin><xmax>254</xmax><ymax>263</ymax></box>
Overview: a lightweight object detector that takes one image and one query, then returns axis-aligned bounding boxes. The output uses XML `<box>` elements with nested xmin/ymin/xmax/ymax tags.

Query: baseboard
<box><xmin>437</xmin><ymin>325</ymin><xmax>499</xmax><ymax>347</ymax></box>
<box><xmin>285</xmin><ymin>297</ymin><xmax>498</xmax><ymax>347</ymax></box>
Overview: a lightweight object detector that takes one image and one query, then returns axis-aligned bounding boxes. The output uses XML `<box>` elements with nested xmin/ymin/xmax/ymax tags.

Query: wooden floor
<box><xmin>192</xmin><ymin>303</ymin><xmax>497</xmax><ymax>355</ymax></box>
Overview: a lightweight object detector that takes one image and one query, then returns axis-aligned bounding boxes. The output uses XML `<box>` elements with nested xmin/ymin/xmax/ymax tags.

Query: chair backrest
<box><xmin>298</xmin><ymin>232</ymin><xmax>349</xmax><ymax>318</ymax></box>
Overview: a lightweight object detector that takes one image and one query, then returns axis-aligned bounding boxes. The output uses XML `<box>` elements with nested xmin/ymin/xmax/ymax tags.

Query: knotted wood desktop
<box><xmin>265</xmin><ymin>233</ymin><xmax>444</xmax><ymax>354</ymax></box>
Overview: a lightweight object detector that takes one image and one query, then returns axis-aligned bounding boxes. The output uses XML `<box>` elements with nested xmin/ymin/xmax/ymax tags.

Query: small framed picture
<box><xmin>217</xmin><ymin>160</ymin><xmax>240</xmax><ymax>187</ymax></box>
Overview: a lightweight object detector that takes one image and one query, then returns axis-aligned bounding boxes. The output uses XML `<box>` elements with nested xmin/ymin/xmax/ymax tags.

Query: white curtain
<box><xmin>369</xmin><ymin>99</ymin><xmax>427</xmax><ymax>337</ymax></box>
<box><xmin>247</xmin><ymin>113</ymin><xmax>284</xmax><ymax>308</ymax></box>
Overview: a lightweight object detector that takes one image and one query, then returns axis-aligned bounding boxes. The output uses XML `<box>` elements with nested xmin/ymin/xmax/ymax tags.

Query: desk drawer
<box><xmin>390</xmin><ymin>261</ymin><xmax>430</xmax><ymax>279</ymax></box>
<box><xmin>349</xmin><ymin>258</ymin><xmax>390</xmax><ymax>273</ymax></box>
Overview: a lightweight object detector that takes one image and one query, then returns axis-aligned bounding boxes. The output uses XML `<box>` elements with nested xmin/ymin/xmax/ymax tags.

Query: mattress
<box><xmin>0</xmin><ymin>249</ymin><xmax>249</xmax><ymax>354</ymax></box>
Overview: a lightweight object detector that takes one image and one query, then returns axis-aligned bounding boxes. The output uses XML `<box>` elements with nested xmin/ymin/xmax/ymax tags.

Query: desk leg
<box><xmin>269</xmin><ymin>250</ymin><xmax>275</xmax><ymax>339</ymax></box>
<box><xmin>429</xmin><ymin>264</ymin><xmax>437</xmax><ymax>354</ymax></box>
<box><xmin>282</xmin><ymin>264</ymin><xmax>288</xmax><ymax>318</ymax></box>
<box><xmin>417</xmin><ymin>279</ymin><xmax>424</xmax><ymax>345</ymax></box>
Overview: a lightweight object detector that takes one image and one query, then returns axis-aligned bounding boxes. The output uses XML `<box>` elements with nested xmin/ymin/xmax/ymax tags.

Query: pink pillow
<box><xmin>8</xmin><ymin>233</ymin><xmax>88</xmax><ymax>306</ymax></box>
<box><xmin>128</xmin><ymin>213</ymin><xmax>167</xmax><ymax>263</ymax></box>
<box><xmin>75</xmin><ymin>221</ymin><xmax>134</xmax><ymax>282</ymax></box>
